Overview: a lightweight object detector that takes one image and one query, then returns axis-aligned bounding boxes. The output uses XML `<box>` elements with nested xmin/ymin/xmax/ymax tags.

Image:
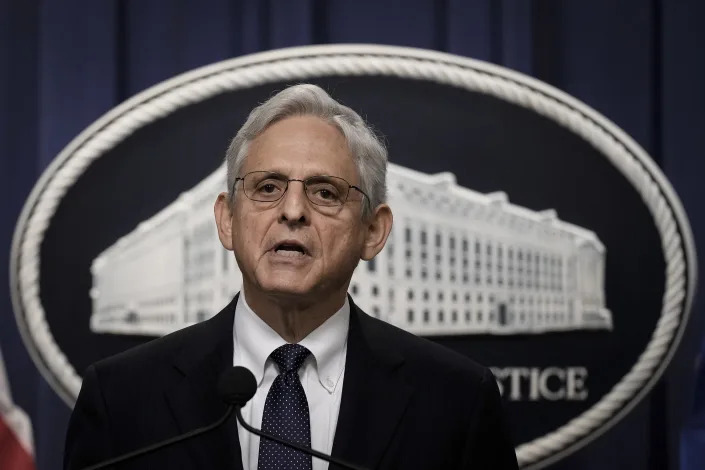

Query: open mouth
<box><xmin>273</xmin><ymin>241</ymin><xmax>308</xmax><ymax>257</ymax></box>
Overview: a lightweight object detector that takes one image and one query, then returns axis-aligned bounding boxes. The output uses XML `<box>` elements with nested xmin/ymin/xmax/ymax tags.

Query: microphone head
<box><xmin>217</xmin><ymin>366</ymin><xmax>257</xmax><ymax>407</ymax></box>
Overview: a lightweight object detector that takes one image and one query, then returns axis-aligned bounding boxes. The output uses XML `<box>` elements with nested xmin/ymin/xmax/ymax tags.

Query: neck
<box><xmin>242</xmin><ymin>284</ymin><xmax>347</xmax><ymax>343</ymax></box>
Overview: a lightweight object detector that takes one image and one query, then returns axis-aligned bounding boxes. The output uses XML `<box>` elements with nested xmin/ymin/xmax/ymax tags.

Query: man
<box><xmin>64</xmin><ymin>84</ymin><xmax>518</xmax><ymax>469</ymax></box>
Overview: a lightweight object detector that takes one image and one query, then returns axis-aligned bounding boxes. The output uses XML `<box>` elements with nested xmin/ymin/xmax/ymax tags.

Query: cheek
<box><xmin>319</xmin><ymin>222</ymin><xmax>363</xmax><ymax>263</ymax></box>
<box><xmin>233</xmin><ymin>213</ymin><xmax>267</xmax><ymax>254</ymax></box>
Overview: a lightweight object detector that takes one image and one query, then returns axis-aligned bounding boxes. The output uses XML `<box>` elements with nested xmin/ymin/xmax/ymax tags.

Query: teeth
<box><xmin>274</xmin><ymin>249</ymin><xmax>305</xmax><ymax>257</ymax></box>
<box><xmin>276</xmin><ymin>244</ymin><xmax>304</xmax><ymax>253</ymax></box>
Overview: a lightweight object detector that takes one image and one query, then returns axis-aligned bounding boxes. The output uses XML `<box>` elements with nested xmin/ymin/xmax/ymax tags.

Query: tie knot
<box><xmin>271</xmin><ymin>344</ymin><xmax>311</xmax><ymax>374</ymax></box>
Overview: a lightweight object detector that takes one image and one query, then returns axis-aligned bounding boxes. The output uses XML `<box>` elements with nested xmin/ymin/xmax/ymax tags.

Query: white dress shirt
<box><xmin>233</xmin><ymin>292</ymin><xmax>349</xmax><ymax>470</ymax></box>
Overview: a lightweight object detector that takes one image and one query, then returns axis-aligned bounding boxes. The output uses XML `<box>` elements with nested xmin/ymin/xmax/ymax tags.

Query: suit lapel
<box><xmin>331</xmin><ymin>299</ymin><xmax>413</xmax><ymax>470</ymax></box>
<box><xmin>164</xmin><ymin>296</ymin><xmax>243</xmax><ymax>470</ymax></box>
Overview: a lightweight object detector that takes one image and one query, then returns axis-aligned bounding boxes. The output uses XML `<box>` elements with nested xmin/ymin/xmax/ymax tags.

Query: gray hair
<box><xmin>225</xmin><ymin>84</ymin><xmax>387</xmax><ymax>218</ymax></box>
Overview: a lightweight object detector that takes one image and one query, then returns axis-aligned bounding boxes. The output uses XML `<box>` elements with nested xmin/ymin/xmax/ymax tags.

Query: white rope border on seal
<box><xmin>10</xmin><ymin>45</ymin><xmax>697</xmax><ymax>469</ymax></box>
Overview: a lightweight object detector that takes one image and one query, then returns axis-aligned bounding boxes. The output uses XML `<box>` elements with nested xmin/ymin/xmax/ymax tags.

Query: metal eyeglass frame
<box><xmin>232</xmin><ymin>171</ymin><xmax>370</xmax><ymax>208</ymax></box>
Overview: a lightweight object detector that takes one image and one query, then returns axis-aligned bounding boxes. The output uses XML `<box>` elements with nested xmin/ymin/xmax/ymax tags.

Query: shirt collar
<box><xmin>299</xmin><ymin>297</ymin><xmax>349</xmax><ymax>393</ymax></box>
<box><xmin>233</xmin><ymin>292</ymin><xmax>350</xmax><ymax>394</ymax></box>
<box><xmin>233</xmin><ymin>292</ymin><xmax>286</xmax><ymax>387</ymax></box>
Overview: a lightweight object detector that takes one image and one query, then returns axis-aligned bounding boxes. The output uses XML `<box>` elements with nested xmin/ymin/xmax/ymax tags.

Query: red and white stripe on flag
<box><xmin>0</xmin><ymin>348</ymin><xmax>36</xmax><ymax>470</ymax></box>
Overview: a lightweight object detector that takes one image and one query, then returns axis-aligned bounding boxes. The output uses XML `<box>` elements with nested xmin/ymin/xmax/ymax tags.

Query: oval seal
<box><xmin>10</xmin><ymin>45</ymin><xmax>697</xmax><ymax>469</ymax></box>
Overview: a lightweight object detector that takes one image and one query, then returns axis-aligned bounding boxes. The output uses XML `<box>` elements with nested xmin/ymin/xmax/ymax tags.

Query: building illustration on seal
<box><xmin>89</xmin><ymin>163</ymin><xmax>612</xmax><ymax>337</ymax></box>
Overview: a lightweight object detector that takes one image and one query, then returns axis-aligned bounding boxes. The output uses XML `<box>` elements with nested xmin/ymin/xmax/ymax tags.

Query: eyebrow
<box><xmin>257</xmin><ymin>169</ymin><xmax>347</xmax><ymax>180</ymax></box>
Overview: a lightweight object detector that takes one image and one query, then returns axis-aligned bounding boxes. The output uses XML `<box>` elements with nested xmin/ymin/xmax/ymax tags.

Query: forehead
<box><xmin>242</xmin><ymin>115</ymin><xmax>358</xmax><ymax>180</ymax></box>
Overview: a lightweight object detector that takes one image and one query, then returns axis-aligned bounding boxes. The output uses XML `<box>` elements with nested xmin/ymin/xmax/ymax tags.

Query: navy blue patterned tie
<box><xmin>258</xmin><ymin>344</ymin><xmax>312</xmax><ymax>470</ymax></box>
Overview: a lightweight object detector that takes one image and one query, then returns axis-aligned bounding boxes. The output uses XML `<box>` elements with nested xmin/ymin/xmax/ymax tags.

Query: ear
<box><xmin>214</xmin><ymin>192</ymin><xmax>235</xmax><ymax>251</ymax></box>
<box><xmin>361</xmin><ymin>203</ymin><xmax>393</xmax><ymax>261</ymax></box>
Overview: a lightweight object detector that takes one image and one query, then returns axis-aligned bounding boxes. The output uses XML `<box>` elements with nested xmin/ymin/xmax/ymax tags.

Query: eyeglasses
<box><xmin>233</xmin><ymin>171</ymin><xmax>369</xmax><ymax>208</ymax></box>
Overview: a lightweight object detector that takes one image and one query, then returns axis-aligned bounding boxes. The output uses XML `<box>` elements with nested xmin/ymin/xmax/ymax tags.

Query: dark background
<box><xmin>39</xmin><ymin>76</ymin><xmax>666</xmax><ymax>448</ymax></box>
<box><xmin>1</xmin><ymin>1</ymin><xmax>704</xmax><ymax>470</ymax></box>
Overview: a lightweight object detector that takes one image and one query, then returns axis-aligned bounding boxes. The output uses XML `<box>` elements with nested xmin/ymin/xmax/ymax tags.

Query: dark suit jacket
<box><xmin>64</xmin><ymin>295</ymin><xmax>518</xmax><ymax>469</ymax></box>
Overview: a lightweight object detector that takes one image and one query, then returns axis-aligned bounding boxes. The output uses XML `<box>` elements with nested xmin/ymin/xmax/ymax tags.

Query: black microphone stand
<box><xmin>234</xmin><ymin>406</ymin><xmax>367</xmax><ymax>470</ymax></box>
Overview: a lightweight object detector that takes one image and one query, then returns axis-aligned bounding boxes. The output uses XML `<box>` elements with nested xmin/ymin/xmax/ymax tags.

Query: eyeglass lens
<box><xmin>242</xmin><ymin>172</ymin><xmax>351</xmax><ymax>207</ymax></box>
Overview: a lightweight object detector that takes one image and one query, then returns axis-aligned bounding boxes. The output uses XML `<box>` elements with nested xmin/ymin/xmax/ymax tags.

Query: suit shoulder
<box><xmin>362</xmin><ymin>314</ymin><xmax>488</xmax><ymax>382</ymax></box>
<box><xmin>92</xmin><ymin>309</ymin><xmax>230</xmax><ymax>375</ymax></box>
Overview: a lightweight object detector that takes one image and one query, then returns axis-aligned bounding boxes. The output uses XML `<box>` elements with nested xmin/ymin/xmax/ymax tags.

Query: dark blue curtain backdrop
<box><xmin>1</xmin><ymin>1</ymin><xmax>704</xmax><ymax>469</ymax></box>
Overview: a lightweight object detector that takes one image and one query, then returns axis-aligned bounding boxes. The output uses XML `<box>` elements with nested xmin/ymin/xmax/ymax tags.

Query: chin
<box><xmin>257</xmin><ymin>277</ymin><xmax>318</xmax><ymax>298</ymax></box>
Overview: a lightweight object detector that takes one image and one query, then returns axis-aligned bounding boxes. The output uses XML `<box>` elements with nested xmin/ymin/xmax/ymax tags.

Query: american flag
<box><xmin>0</xmin><ymin>348</ymin><xmax>35</xmax><ymax>470</ymax></box>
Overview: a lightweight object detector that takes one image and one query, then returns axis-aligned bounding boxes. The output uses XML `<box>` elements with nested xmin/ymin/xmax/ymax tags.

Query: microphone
<box><xmin>220</xmin><ymin>366</ymin><xmax>368</xmax><ymax>470</ymax></box>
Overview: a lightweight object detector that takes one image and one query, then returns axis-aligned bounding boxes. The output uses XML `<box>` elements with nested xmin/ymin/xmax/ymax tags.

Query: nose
<box><xmin>278</xmin><ymin>180</ymin><xmax>309</xmax><ymax>225</ymax></box>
